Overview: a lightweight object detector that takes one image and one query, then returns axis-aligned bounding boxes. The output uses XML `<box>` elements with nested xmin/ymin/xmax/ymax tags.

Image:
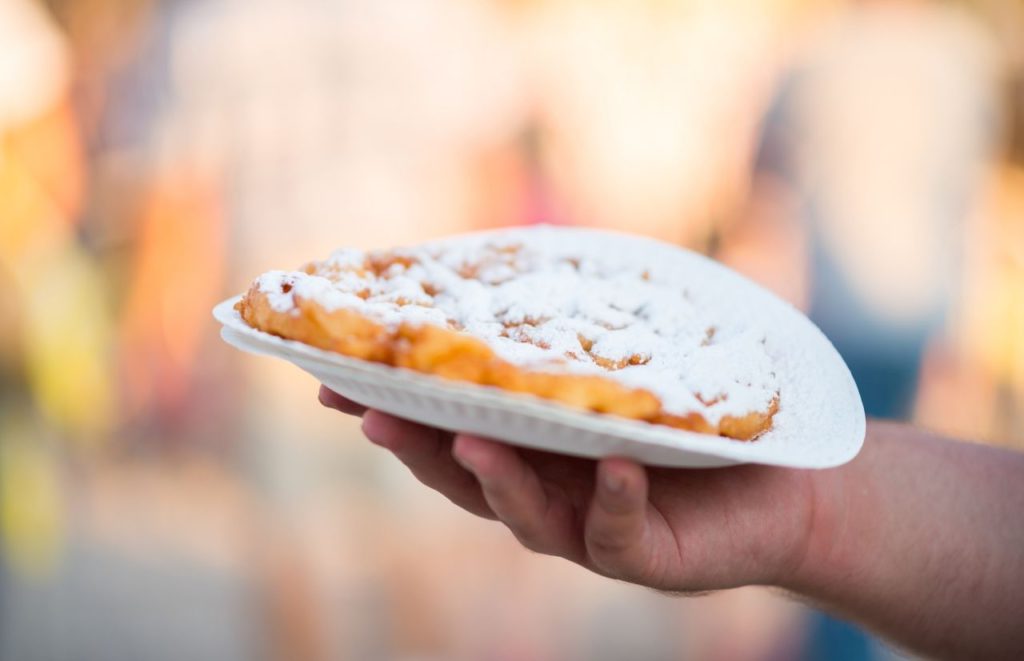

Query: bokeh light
<box><xmin>1</xmin><ymin>0</ymin><xmax>1021</xmax><ymax>659</ymax></box>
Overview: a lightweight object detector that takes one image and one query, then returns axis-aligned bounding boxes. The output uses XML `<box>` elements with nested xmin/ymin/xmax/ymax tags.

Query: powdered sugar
<box><xmin>255</xmin><ymin>226</ymin><xmax>780</xmax><ymax>424</ymax></box>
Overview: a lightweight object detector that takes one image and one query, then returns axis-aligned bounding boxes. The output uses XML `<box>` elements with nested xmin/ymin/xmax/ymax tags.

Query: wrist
<box><xmin>777</xmin><ymin>463</ymin><xmax>852</xmax><ymax>594</ymax></box>
<box><xmin>782</xmin><ymin>422</ymin><xmax>900</xmax><ymax>595</ymax></box>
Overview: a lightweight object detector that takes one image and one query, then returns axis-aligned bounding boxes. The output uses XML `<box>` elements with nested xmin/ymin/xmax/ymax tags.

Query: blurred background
<box><xmin>1</xmin><ymin>0</ymin><xmax>1022</xmax><ymax>659</ymax></box>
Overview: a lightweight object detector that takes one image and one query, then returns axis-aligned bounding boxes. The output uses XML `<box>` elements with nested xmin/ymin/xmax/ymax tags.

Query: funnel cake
<box><xmin>237</xmin><ymin>228</ymin><xmax>779</xmax><ymax>440</ymax></box>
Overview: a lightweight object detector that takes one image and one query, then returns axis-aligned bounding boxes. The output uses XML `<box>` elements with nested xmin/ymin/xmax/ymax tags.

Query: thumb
<box><xmin>584</xmin><ymin>458</ymin><xmax>655</xmax><ymax>581</ymax></box>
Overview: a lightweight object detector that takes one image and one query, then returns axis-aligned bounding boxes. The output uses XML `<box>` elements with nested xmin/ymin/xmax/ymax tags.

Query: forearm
<box><xmin>785</xmin><ymin>421</ymin><xmax>1024</xmax><ymax>659</ymax></box>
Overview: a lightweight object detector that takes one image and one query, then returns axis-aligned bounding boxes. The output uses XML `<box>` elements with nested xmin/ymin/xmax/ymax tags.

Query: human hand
<box><xmin>319</xmin><ymin>386</ymin><xmax>824</xmax><ymax>593</ymax></box>
<box><xmin>322</xmin><ymin>385</ymin><xmax>1024</xmax><ymax>658</ymax></box>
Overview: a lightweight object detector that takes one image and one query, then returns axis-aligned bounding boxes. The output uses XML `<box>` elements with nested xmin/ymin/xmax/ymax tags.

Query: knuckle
<box><xmin>598</xmin><ymin>496</ymin><xmax>637</xmax><ymax>517</ymax></box>
<box><xmin>584</xmin><ymin>524</ymin><xmax>635</xmax><ymax>561</ymax></box>
<box><xmin>395</xmin><ymin>430</ymin><xmax>445</xmax><ymax>463</ymax></box>
<box><xmin>478</xmin><ymin>478</ymin><xmax>512</xmax><ymax>505</ymax></box>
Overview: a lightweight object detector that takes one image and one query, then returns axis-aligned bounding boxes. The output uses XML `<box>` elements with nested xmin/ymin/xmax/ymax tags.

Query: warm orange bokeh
<box><xmin>1</xmin><ymin>0</ymin><xmax>1022</xmax><ymax>659</ymax></box>
<box><xmin>118</xmin><ymin>172</ymin><xmax>226</xmax><ymax>426</ymax></box>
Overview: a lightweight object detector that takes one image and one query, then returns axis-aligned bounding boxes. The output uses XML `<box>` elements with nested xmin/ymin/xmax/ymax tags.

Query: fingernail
<box><xmin>603</xmin><ymin>470</ymin><xmax>625</xmax><ymax>494</ymax></box>
<box><xmin>452</xmin><ymin>437</ymin><xmax>478</xmax><ymax>472</ymax></box>
<box><xmin>361</xmin><ymin>413</ymin><xmax>392</xmax><ymax>449</ymax></box>
<box><xmin>453</xmin><ymin>449</ymin><xmax>476</xmax><ymax>472</ymax></box>
<box><xmin>319</xmin><ymin>388</ymin><xmax>341</xmax><ymax>410</ymax></box>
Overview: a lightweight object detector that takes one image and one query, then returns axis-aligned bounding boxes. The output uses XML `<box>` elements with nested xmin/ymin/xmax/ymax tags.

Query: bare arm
<box><xmin>788</xmin><ymin>421</ymin><xmax>1024</xmax><ymax>660</ymax></box>
<box><xmin>319</xmin><ymin>387</ymin><xmax>1024</xmax><ymax>659</ymax></box>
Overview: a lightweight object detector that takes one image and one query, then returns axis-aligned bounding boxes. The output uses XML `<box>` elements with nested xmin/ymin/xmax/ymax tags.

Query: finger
<box><xmin>318</xmin><ymin>385</ymin><xmax>367</xmax><ymax>417</ymax></box>
<box><xmin>453</xmin><ymin>435</ymin><xmax>577</xmax><ymax>556</ymax></box>
<box><xmin>584</xmin><ymin>458</ymin><xmax>658</xmax><ymax>580</ymax></box>
<box><xmin>361</xmin><ymin>411</ymin><xmax>494</xmax><ymax>519</ymax></box>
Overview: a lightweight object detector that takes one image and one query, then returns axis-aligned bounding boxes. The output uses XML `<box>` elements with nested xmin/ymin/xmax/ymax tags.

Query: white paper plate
<box><xmin>214</xmin><ymin>228</ymin><xmax>864</xmax><ymax>469</ymax></box>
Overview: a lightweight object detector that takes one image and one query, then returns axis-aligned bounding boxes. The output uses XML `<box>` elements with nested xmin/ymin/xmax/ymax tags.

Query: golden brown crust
<box><xmin>237</xmin><ymin>285</ymin><xmax>775</xmax><ymax>440</ymax></box>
